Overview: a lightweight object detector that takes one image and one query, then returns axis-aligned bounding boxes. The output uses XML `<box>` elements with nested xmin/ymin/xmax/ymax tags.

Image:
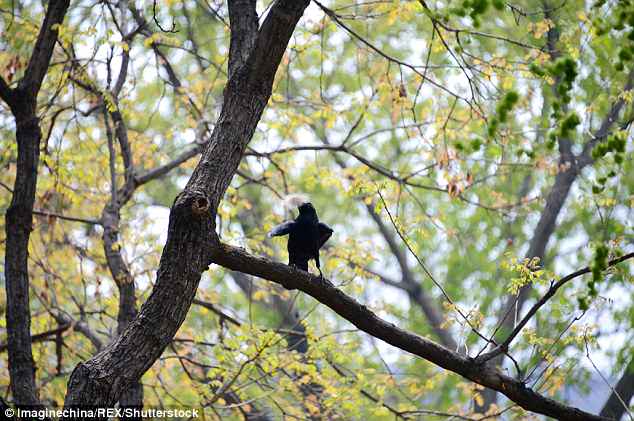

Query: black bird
<box><xmin>267</xmin><ymin>202</ymin><xmax>333</xmax><ymax>277</ymax></box>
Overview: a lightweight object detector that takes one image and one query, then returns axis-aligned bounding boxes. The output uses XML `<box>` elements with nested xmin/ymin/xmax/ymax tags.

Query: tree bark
<box><xmin>5</xmin><ymin>98</ymin><xmax>42</xmax><ymax>407</ymax></box>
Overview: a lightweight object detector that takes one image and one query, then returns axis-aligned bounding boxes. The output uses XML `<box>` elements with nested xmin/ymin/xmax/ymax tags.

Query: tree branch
<box><xmin>0</xmin><ymin>75</ymin><xmax>13</xmax><ymax>106</ymax></box>
<box><xmin>19</xmin><ymin>0</ymin><xmax>70</xmax><ymax>97</ymax></box>
<box><xmin>365</xmin><ymin>200</ymin><xmax>457</xmax><ymax>350</ymax></box>
<box><xmin>578</xmin><ymin>67</ymin><xmax>634</xmax><ymax>167</ymax></box>
<box><xmin>210</xmin><ymin>242</ymin><xmax>610</xmax><ymax>421</ymax></box>
<box><xmin>51</xmin><ymin>311</ymin><xmax>104</xmax><ymax>352</ymax></box>
<box><xmin>134</xmin><ymin>144</ymin><xmax>204</xmax><ymax>187</ymax></box>
<box><xmin>318</xmin><ymin>129</ymin><xmax>457</xmax><ymax>350</ymax></box>
<box><xmin>32</xmin><ymin>209</ymin><xmax>101</xmax><ymax>225</ymax></box>
<box><xmin>227</xmin><ymin>0</ymin><xmax>258</xmax><ymax>79</ymax></box>
<box><xmin>0</xmin><ymin>324</ymin><xmax>71</xmax><ymax>352</ymax></box>
<box><xmin>481</xmin><ymin>16</ymin><xmax>634</xmax><ymax>410</ymax></box>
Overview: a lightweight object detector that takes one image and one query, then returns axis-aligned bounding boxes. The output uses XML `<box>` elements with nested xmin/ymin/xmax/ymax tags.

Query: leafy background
<box><xmin>1</xmin><ymin>0</ymin><xmax>633</xmax><ymax>419</ymax></box>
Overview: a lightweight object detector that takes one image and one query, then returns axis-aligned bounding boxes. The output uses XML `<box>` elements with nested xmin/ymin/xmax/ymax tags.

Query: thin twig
<box><xmin>477</xmin><ymin>252</ymin><xmax>634</xmax><ymax>363</ymax></box>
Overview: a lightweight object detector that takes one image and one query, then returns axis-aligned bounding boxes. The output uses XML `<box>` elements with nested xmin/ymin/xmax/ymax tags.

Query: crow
<box><xmin>267</xmin><ymin>202</ymin><xmax>333</xmax><ymax>277</ymax></box>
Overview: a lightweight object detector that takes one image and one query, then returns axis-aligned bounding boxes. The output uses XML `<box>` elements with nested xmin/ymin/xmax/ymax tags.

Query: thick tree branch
<box><xmin>227</xmin><ymin>0</ymin><xmax>258</xmax><ymax>78</ymax></box>
<box><xmin>19</xmin><ymin>0</ymin><xmax>70</xmax><ymax>98</ymax></box>
<box><xmin>210</xmin><ymin>243</ymin><xmax>609</xmax><ymax>421</ymax></box>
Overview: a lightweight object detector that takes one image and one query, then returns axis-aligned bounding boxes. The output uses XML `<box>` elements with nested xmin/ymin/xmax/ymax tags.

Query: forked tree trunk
<box><xmin>63</xmin><ymin>0</ymin><xmax>311</xmax><ymax>410</ymax></box>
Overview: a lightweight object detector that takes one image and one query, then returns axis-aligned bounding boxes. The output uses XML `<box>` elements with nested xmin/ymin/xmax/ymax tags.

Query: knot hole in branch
<box><xmin>191</xmin><ymin>196</ymin><xmax>210</xmax><ymax>216</ymax></box>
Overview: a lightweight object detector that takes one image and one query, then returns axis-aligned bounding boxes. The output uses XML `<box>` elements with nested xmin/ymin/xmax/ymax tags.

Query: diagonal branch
<box><xmin>578</xmin><ymin>67</ymin><xmax>634</xmax><ymax>167</ymax></box>
<box><xmin>365</xmin><ymin>200</ymin><xmax>457</xmax><ymax>350</ymax></box>
<box><xmin>481</xmin><ymin>15</ymin><xmax>634</xmax><ymax>411</ymax></box>
<box><xmin>318</xmin><ymin>127</ymin><xmax>457</xmax><ymax>350</ymax></box>
<box><xmin>134</xmin><ymin>144</ymin><xmax>204</xmax><ymax>186</ymax></box>
<box><xmin>210</xmin><ymin>242</ymin><xmax>610</xmax><ymax>421</ymax></box>
<box><xmin>19</xmin><ymin>0</ymin><xmax>70</xmax><ymax>97</ymax></box>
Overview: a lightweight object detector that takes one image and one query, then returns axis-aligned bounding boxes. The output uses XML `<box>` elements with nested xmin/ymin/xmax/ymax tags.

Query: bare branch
<box><xmin>0</xmin><ymin>324</ymin><xmax>71</xmax><ymax>352</ymax></box>
<box><xmin>192</xmin><ymin>299</ymin><xmax>241</xmax><ymax>327</ymax></box>
<box><xmin>152</xmin><ymin>0</ymin><xmax>178</xmax><ymax>33</ymax></box>
<box><xmin>52</xmin><ymin>311</ymin><xmax>104</xmax><ymax>352</ymax></box>
<box><xmin>313</xmin><ymin>0</ymin><xmax>475</xmax><ymax>109</ymax></box>
<box><xmin>32</xmin><ymin>209</ymin><xmax>101</xmax><ymax>225</ymax></box>
<box><xmin>135</xmin><ymin>145</ymin><xmax>204</xmax><ymax>187</ymax></box>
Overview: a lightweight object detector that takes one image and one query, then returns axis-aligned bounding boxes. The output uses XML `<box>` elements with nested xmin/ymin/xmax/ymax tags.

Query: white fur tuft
<box><xmin>283</xmin><ymin>193</ymin><xmax>310</xmax><ymax>210</ymax></box>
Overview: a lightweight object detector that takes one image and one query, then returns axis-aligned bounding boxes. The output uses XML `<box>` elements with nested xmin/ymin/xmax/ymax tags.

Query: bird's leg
<box><xmin>289</xmin><ymin>257</ymin><xmax>298</xmax><ymax>270</ymax></box>
<box><xmin>315</xmin><ymin>254</ymin><xmax>323</xmax><ymax>279</ymax></box>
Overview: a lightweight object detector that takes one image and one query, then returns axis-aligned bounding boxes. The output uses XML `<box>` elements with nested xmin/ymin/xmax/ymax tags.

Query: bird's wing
<box><xmin>317</xmin><ymin>222</ymin><xmax>333</xmax><ymax>248</ymax></box>
<box><xmin>267</xmin><ymin>221</ymin><xmax>295</xmax><ymax>238</ymax></box>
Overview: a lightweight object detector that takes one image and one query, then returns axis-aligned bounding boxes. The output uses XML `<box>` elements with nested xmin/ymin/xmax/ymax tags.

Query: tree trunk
<box><xmin>1</xmin><ymin>0</ymin><xmax>70</xmax><ymax>407</ymax></box>
<box><xmin>63</xmin><ymin>0</ymin><xmax>311</xmax><ymax>410</ymax></box>
<box><xmin>5</xmin><ymin>97</ymin><xmax>41</xmax><ymax>407</ymax></box>
<box><xmin>102</xmin><ymin>205</ymin><xmax>144</xmax><ymax>411</ymax></box>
